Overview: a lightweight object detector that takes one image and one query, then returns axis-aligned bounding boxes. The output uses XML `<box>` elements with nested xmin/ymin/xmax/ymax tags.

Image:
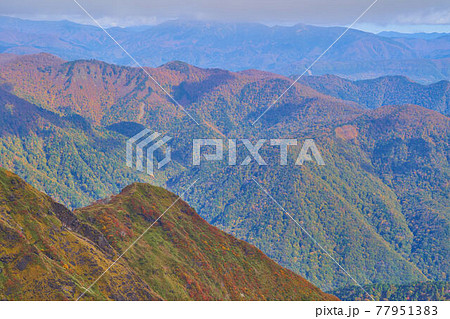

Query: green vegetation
<box><xmin>0</xmin><ymin>55</ymin><xmax>448</xmax><ymax>295</ymax></box>
<box><xmin>332</xmin><ymin>281</ymin><xmax>450</xmax><ymax>301</ymax></box>
<box><xmin>0</xmin><ymin>87</ymin><xmax>170</xmax><ymax>209</ymax></box>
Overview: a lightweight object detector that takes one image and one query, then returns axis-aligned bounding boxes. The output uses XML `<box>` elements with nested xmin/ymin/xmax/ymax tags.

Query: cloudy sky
<box><xmin>1</xmin><ymin>0</ymin><xmax>450</xmax><ymax>32</ymax></box>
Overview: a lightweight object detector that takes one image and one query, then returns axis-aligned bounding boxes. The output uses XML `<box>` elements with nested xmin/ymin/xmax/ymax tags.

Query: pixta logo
<box><xmin>193</xmin><ymin>139</ymin><xmax>325</xmax><ymax>166</ymax></box>
<box><xmin>126</xmin><ymin>130</ymin><xmax>325</xmax><ymax>176</ymax></box>
<box><xmin>126</xmin><ymin>129</ymin><xmax>172</xmax><ymax>176</ymax></box>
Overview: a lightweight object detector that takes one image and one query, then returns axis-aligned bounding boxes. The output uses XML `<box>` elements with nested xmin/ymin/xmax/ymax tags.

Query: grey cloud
<box><xmin>0</xmin><ymin>0</ymin><xmax>449</xmax><ymax>26</ymax></box>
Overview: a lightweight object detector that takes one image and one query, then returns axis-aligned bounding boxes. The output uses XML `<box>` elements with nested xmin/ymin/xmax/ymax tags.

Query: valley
<box><xmin>0</xmin><ymin>53</ymin><xmax>448</xmax><ymax>295</ymax></box>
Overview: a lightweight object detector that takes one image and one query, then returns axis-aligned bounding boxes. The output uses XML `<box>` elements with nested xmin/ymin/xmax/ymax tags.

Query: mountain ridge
<box><xmin>0</xmin><ymin>166</ymin><xmax>337</xmax><ymax>300</ymax></box>
<box><xmin>298</xmin><ymin>74</ymin><xmax>450</xmax><ymax>115</ymax></box>
<box><xmin>0</xmin><ymin>53</ymin><xmax>363</xmax><ymax>132</ymax></box>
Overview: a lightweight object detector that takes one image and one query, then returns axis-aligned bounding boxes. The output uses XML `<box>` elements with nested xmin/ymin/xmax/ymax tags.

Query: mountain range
<box><xmin>298</xmin><ymin>74</ymin><xmax>449</xmax><ymax>116</ymax></box>
<box><xmin>0</xmin><ymin>16</ymin><xmax>449</xmax><ymax>83</ymax></box>
<box><xmin>0</xmin><ymin>53</ymin><xmax>448</xmax><ymax>296</ymax></box>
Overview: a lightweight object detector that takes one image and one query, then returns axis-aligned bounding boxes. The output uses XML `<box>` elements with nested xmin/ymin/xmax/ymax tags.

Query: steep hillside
<box><xmin>0</xmin><ymin>167</ymin><xmax>336</xmax><ymax>300</ymax></box>
<box><xmin>351</xmin><ymin>105</ymin><xmax>450</xmax><ymax>281</ymax></box>
<box><xmin>76</xmin><ymin>182</ymin><xmax>337</xmax><ymax>301</ymax></box>
<box><xmin>299</xmin><ymin>75</ymin><xmax>450</xmax><ymax>115</ymax></box>
<box><xmin>0</xmin><ymin>167</ymin><xmax>160</xmax><ymax>300</ymax></box>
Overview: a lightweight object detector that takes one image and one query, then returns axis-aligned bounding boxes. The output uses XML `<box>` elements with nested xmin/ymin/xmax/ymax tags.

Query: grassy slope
<box><xmin>0</xmin><ymin>167</ymin><xmax>335</xmax><ymax>300</ymax></box>
<box><xmin>0</xmin><ymin>167</ymin><xmax>159</xmax><ymax>300</ymax></box>
<box><xmin>76</xmin><ymin>182</ymin><xmax>337</xmax><ymax>300</ymax></box>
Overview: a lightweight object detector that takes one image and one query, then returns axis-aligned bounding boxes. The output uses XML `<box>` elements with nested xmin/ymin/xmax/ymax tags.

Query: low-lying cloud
<box><xmin>1</xmin><ymin>0</ymin><xmax>449</xmax><ymax>27</ymax></box>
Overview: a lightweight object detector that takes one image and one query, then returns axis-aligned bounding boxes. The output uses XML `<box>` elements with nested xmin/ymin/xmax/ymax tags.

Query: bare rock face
<box><xmin>50</xmin><ymin>201</ymin><xmax>115</xmax><ymax>257</ymax></box>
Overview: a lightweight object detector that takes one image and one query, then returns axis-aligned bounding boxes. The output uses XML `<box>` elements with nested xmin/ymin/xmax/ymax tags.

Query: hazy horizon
<box><xmin>1</xmin><ymin>0</ymin><xmax>450</xmax><ymax>34</ymax></box>
<box><xmin>1</xmin><ymin>14</ymin><xmax>450</xmax><ymax>35</ymax></box>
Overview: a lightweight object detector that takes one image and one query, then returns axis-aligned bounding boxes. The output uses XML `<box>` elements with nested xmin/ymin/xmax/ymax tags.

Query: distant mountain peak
<box><xmin>1</xmin><ymin>16</ymin><xmax>448</xmax><ymax>83</ymax></box>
